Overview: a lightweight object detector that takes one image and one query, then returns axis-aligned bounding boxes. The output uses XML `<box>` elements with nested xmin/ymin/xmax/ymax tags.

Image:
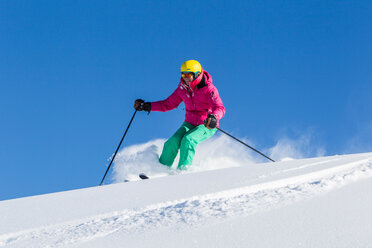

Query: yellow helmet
<box><xmin>180</xmin><ymin>60</ymin><xmax>202</xmax><ymax>77</ymax></box>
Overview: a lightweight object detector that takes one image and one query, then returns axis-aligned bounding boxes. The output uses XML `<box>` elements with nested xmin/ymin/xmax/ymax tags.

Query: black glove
<box><xmin>204</xmin><ymin>114</ymin><xmax>217</xmax><ymax>129</ymax></box>
<box><xmin>134</xmin><ymin>99</ymin><xmax>151</xmax><ymax>113</ymax></box>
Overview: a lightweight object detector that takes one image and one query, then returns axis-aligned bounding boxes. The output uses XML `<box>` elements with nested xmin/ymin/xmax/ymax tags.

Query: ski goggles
<box><xmin>181</xmin><ymin>72</ymin><xmax>194</xmax><ymax>78</ymax></box>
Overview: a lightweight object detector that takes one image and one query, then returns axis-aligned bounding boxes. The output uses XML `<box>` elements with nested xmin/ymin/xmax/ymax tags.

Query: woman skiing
<box><xmin>134</xmin><ymin>60</ymin><xmax>225</xmax><ymax>170</ymax></box>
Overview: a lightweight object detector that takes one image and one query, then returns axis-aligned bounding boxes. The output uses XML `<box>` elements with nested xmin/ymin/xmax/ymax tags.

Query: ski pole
<box><xmin>99</xmin><ymin>109</ymin><xmax>138</xmax><ymax>186</ymax></box>
<box><xmin>217</xmin><ymin>127</ymin><xmax>275</xmax><ymax>162</ymax></box>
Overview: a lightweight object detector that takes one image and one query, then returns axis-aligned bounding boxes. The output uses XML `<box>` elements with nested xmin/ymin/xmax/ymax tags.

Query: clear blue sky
<box><xmin>1</xmin><ymin>0</ymin><xmax>371</xmax><ymax>201</ymax></box>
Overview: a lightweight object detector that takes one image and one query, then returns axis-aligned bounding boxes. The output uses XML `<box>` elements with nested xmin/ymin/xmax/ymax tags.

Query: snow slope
<box><xmin>1</xmin><ymin>152</ymin><xmax>372</xmax><ymax>248</ymax></box>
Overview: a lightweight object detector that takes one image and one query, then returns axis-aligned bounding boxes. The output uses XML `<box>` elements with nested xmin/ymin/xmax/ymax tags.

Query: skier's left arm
<box><xmin>207</xmin><ymin>86</ymin><xmax>225</xmax><ymax>121</ymax></box>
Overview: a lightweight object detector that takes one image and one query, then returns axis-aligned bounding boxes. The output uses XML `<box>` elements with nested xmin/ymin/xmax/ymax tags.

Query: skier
<box><xmin>134</xmin><ymin>60</ymin><xmax>225</xmax><ymax>170</ymax></box>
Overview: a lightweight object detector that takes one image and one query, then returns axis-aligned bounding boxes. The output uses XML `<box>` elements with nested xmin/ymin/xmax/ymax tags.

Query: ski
<box><xmin>139</xmin><ymin>173</ymin><xmax>149</xmax><ymax>180</ymax></box>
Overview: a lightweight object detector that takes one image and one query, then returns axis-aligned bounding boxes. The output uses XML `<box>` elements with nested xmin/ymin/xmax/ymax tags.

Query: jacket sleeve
<box><xmin>207</xmin><ymin>86</ymin><xmax>226</xmax><ymax>120</ymax></box>
<box><xmin>151</xmin><ymin>88</ymin><xmax>183</xmax><ymax>112</ymax></box>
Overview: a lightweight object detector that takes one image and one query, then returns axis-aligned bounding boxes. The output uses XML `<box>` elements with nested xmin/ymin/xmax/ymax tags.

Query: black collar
<box><xmin>196</xmin><ymin>76</ymin><xmax>206</xmax><ymax>89</ymax></box>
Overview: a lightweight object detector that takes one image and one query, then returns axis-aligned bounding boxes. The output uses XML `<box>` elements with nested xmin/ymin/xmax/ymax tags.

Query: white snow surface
<box><xmin>1</xmin><ymin>147</ymin><xmax>372</xmax><ymax>247</ymax></box>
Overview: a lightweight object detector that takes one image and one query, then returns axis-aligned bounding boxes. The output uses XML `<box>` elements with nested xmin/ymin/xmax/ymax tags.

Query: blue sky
<box><xmin>1</xmin><ymin>0</ymin><xmax>371</xmax><ymax>201</ymax></box>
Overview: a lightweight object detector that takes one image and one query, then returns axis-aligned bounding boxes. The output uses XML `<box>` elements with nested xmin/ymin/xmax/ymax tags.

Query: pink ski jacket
<box><xmin>151</xmin><ymin>70</ymin><xmax>225</xmax><ymax>127</ymax></box>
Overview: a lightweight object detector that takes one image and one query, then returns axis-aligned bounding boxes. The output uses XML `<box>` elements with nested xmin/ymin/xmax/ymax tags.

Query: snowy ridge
<box><xmin>1</xmin><ymin>153</ymin><xmax>372</xmax><ymax>247</ymax></box>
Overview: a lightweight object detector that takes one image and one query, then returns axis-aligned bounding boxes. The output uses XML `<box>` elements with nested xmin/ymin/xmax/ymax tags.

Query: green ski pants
<box><xmin>159</xmin><ymin>122</ymin><xmax>217</xmax><ymax>170</ymax></box>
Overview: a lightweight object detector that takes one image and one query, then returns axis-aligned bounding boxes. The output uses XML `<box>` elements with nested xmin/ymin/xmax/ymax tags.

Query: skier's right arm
<box><xmin>150</xmin><ymin>88</ymin><xmax>183</xmax><ymax>112</ymax></box>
